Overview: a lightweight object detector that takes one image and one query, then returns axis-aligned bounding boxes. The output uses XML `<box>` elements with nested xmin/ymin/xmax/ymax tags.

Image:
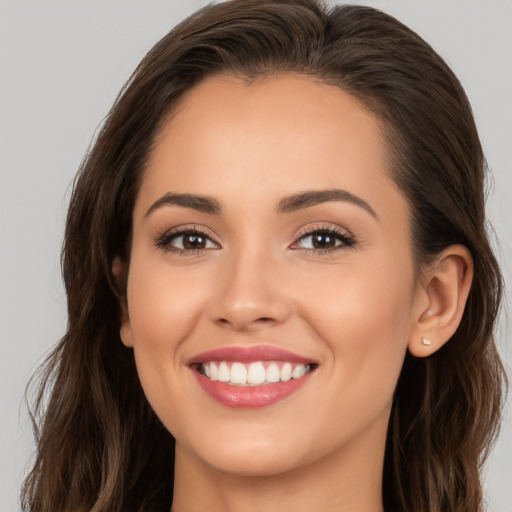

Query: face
<box><xmin>121</xmin><ymin>74</ymin><xmax>422</xmax><ymax>477</ymax></box>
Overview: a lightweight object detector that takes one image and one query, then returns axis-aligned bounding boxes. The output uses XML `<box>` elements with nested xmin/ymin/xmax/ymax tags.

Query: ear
<box><xmin>112</xmin><ymin>256</ymin><xmax>134</xmax><ymax>348</ymax></box>
<box><xmin>408</xmin><ymin>244</ymin><xmax>473</xmax><ymax>357</ymax></box>
<box><xmin>119</xmin><ymin>304</ymin><xmax>134</xmax><ymax>348</ymax></box>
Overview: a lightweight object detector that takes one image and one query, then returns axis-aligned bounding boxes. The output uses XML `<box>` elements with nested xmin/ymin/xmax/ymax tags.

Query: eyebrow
<box><xmin>277</xmin><ymin>189</ymin><xmax>377</xmax><ymax>218</ymax></box>
<box><xmin>145</xmin><ymin>188</ymin><xmax>377</xmax><ymax>219</ymax></box>
<box><xmin>145</xmin><ymin>192</ymin><xmax>222</xmax><ymax>217</ymax></box>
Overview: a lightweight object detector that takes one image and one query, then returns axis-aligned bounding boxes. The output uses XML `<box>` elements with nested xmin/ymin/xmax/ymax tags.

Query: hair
<box><xmin>22</xmin><ymin>1</ymin><xmax>506</xmax><ymax>511</ymax></box>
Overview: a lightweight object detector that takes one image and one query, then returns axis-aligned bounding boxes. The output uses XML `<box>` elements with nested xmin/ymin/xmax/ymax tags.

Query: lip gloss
<box><xmin>187</xmin><ymin>345</ymin><xmax>316</xmax><ymax>408</ymax></box>
<box><xmin>193</xmin><ymin>370</ymin><xmax>312</xmax><ymax>408</ymax></box>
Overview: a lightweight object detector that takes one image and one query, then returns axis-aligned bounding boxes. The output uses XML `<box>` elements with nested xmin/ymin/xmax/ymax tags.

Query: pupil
<box><xmin>313</xmin><ymin>233</ymin><xmax>335</xmax><ymax>249</ymax></box>
<box><xmin>183</xmin><ymin>234</ymin><xmax>205</xmax><ymax>249</ymax></box>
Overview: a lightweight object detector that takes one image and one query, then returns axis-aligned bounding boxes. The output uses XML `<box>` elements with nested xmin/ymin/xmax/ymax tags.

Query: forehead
<box><xmin>137</xmin><ymin>74</ymin><xmax>404</xmax><ymax>221</ymax></box>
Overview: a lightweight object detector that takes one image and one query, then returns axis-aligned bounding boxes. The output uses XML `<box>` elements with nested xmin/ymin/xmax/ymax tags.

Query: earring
<box><xmin>422</xmin><ymin>338</ymin><xmax>431</xmax><ymax>346</ymax></box>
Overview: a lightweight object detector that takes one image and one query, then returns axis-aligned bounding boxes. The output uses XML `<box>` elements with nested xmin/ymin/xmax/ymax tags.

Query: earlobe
<box><xmin>408</xmin><ymin>244</ymin><xmax>473</xmax><ymax>357</ymax></box>
<box><xmin>120</xmin><ymin>305</ymin><xmax>134</xmax><ymax>348</ymax></box>
<box><xmin>112</xmin><ymin>256</ymin><xmax>134</xmax><ymax>348</ymax></box>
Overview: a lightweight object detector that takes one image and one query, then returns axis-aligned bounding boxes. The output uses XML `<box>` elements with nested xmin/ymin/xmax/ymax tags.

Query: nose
<box><xmin>208</xmin><ymin>248</ymin><xmax>291</xmax><ymax>332</ymax></box>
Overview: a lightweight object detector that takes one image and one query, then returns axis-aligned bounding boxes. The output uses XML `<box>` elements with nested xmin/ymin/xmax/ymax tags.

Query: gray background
<box><xmin>1</xmin><ymin>1</ymin><xmax>510</xmax><ymax>510</ymax></box>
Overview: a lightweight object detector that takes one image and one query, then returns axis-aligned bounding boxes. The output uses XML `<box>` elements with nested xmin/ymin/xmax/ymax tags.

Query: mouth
<box><xmin>187</xmin><ymin>346</ymin><xmax>318</xmax><ymax>408</ymax></box>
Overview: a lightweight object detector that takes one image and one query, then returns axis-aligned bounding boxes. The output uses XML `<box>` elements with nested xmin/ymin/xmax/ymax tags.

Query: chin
<box><xmin>179</xmin><ymin>427</ymin><xmax>311</xmax><ymax>478</ymax></box>
<box><xmin>204</xmin><ymin>447</ymin><xmax>305</xmax><ymax>478</ymax></box>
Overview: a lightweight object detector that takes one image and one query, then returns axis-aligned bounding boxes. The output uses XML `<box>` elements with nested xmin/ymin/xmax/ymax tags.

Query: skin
<box><xmin>119</xmin><ymin>74</ymin><xmax>473</xmax><ymax>512</ymax></box>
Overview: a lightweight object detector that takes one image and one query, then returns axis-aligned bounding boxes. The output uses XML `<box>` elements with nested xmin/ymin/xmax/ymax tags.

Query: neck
<box><xmin>171</xmin><ymin>415</ymin><xmax>387</xmax><ymax>512</ymax></box>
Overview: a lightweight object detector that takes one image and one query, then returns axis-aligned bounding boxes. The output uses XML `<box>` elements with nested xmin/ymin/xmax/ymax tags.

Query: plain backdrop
<box><xmin>1</xmin><ymin>1</ymin><xmax>511</xmax><ymax>511</ymax></box>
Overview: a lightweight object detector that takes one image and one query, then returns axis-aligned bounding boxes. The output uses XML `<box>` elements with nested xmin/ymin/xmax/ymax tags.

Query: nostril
<box><xmin>209</xmin><ymin>290</ymin><xmax>291</xmax><ymax>331</ymax></box>
<box><xmin>214</xmin><ymin>315</ymin><xmax>277</xmax><ymax>331</ymax></box>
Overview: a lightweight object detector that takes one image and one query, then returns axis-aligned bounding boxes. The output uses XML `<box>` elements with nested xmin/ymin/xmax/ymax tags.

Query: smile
<box><xmin>188</xmin><ymin>345</ymin><xmax>317</xmax><ymax>408</ymax></box>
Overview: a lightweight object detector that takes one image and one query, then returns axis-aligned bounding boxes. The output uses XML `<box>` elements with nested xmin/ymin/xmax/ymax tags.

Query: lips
<box><xmin>187</xmin><ymin>345</ymin><xmax>317</xmax><ymax>408</ymax></box>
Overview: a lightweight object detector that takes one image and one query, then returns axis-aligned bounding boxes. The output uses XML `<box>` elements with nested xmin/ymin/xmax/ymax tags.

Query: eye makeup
<box><xmin>154</xmin><ymin>221</ymin><xmax>356</xmax><ymax>256</ymax></box>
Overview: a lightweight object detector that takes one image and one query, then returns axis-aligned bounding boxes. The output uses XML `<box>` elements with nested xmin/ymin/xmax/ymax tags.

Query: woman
<box><xmin>21</xmin><ymin>1</ymin><xmax>506</xmax><ymax>511</ymax></box>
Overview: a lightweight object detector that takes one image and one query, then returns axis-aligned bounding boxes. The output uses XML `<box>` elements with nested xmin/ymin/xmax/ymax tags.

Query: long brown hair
<box><xmin>22</xmin><ymin>1</ymin><xmax>506</xmax><ymax>511</ymax></box>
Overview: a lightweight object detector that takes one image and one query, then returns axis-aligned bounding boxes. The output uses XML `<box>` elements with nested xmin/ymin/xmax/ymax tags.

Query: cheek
<box><xmin>127</xmin><ymin>258</ymin><xmax>207</xmax><ymax>351</ymax></box>
<box><xmin>124</xmin><ymin>254</ymin><xmax>212</xmax><ymax>412</ymax></box>
<box><xmin>296</xmin><ymin>256</ymin><xmax>415</xmax><ymax>410</ymax></box>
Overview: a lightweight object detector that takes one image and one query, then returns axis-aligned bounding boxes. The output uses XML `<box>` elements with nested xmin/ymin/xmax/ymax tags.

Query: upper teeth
<box><xmin>201</xmin><ymin>361</ymin><xmax>311</xmax><ymax>386</ymax></box>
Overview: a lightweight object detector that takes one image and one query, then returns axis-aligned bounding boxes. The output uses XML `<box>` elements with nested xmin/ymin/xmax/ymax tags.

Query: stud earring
<box><xmin>422</xmin><ymin>338</ymin><xmax>431</xmax><ymax>346</ymax></box>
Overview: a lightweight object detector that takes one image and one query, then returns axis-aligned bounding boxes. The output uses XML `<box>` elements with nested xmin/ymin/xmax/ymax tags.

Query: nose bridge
<box><xmin>209</xmin><ymin>239</ymin><xmax>290</xmax><ymax>331</ymax></box>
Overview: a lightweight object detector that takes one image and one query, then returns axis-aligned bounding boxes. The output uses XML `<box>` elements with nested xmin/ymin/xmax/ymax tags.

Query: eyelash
<box><xmin>155</xmin><ymin>224</ymin><xmax>356</xmax><ymax>256</ymax></box>
<box><xmin>292</xmin><ymin>224</ymin><xmax>356</xmax><ymax>253</ymax></box>
<box><xmin>155</xmin><ymin>225</ymin><xmax>217</xmax><ymax>255</ymax></box>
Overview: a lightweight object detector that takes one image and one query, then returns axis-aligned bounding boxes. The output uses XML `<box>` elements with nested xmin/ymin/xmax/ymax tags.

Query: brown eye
<box><xmin>294</xmin><ymin>228</ymin><xmax>355</xmax><ymax>252</ymax></box>
<box><xmin>182</xmin><ymin>233</ymin><xmax>208</xmax><ymax>250</ymax></box>
<box><xmin>157</xmin><ymin>229</ymin><xmax>219</xmax><ymax>253</ymax></box>
<box><xmin>310</xmin><ymin>232</ymin><xmax>337</xmax><ymax>249</ymax></box>
<box><xmin>171</xmin><ymin>231</ymin><xmax>217</xmax><ymax>251</ymax></box>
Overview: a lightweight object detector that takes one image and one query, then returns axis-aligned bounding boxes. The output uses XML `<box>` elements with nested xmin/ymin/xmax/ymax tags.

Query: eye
<box><xmin>292</xmin><ymin>225</ymin><xmax>355</xmax><ymax>253</ymax></box>
<box><xmin>156</xmin><ymin>226</ymin><xmax>219</xmax><ymax>254</ymax></box>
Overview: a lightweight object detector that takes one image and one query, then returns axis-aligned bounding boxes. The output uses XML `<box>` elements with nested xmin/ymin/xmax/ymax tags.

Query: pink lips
<box><xmin>187</xmin><ymin>345</ymin><xmax>316</xmax><ymax>409</ymax></box>
<box><xmin>187</xmin><ymin>345</ymin><xmax>313</xmax><ymax>365</ymax></box>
